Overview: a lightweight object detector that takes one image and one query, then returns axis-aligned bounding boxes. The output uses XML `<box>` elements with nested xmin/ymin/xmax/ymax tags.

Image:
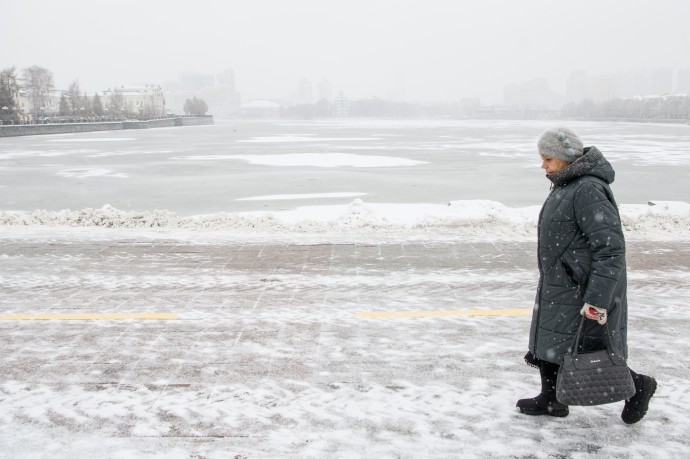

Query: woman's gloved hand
<box><xmin>580</xmin><ymin>303</ymin><xmax>608</xmax><ymax>325</ymax></box>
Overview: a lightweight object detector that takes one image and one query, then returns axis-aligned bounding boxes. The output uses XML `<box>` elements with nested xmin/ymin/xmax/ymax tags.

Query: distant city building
<box><xmin>618</xmin><ymin>68</ymin><xmax>673</xmax><ymax>98</ymax></box>
<box><xmin>42</xmin><ymin>89</ymin><xmax>62</xmax><ymax>118</ymax></box>
<box><xmin>333</xmin><ymin>90</ymin><xmax>349</xmax><ymax>117</ymax></box>
<box><xmin>17</xmin><ymin>89</ymin><xmax>31</xmax><ymax>121</ymax></box>
<box><xmin>12</xmin><ymin>77</ymin><xmax>63</xmax><ymax>121</ymax></box>
<box><xmin>503</xmin><ymin>78</ymin><xmax>560</xmax><ymax>109</ymax></box>
<box><xmin>216</xmin><ymin>69</ymin><xmax>235</xmax><ymax>87</ymax></box>
<box><xmin>618</xmin><ymin>71</ymin><xmax>642</xmax><ymax>99</ymax></box>
<box><xmin>318</xmin><ymin>78</ymin><xmax>332</xmax><ymax>101</ymax></box>
<box><xmin>215</xmin><ymin>68</ymin><xmax>242</xmax><ymax>108</ymax></box>
<box><xmin>4</xmin><ymin>89</ymin><xmax>32</xmax><ymax>122</ymax></box>
<box><xmin>177</xmin><ymin>72</ymin><xmax>215</xmax><ymax>92</ymax></box>
<box><xmin>297</xmin><ymin>77</ymin><xmax>312</xmax><ymax>104</ymax></box>
<box><xmin>677</xmin><ymin>68</ymin><xmax>690</xmax><ymax>94</ymax></box>
<box><xmin>648</xmin><ymin>68</ymin><xmax>674</xmax><ymax>95</ymax></box>
<box><xmin>589</xmin><ymin>75</ymin><xmax>619</xmax><ymax>102</ymax></box>
<box><xmin>102</xmin><ymin>84</ymin><xmax>165</xmax><ymax>117</ymax></box>
<box><xmin>164</xmin><ymin>68</ymin><xmax>241</xmax><ymax>117</ymax></box>
<box><xmin>239</xmin><ymin>100</ymin><xmax>282</xmax><ymax>118</ymax></box>
<box><xmin>566</xmin><ymin>70</ymin><xmax>589</xmax><ymax>103</ymax></box>
<box><xmin>12</xmin><ymin>76</ymin><xmax>61</xmax><ymax>121</ymax></box>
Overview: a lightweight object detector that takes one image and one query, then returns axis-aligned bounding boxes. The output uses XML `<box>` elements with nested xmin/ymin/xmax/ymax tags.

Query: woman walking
<box><xmin>517</xmin><ymin>127</ymin><xmax>656</xmax><ymax>424</ymax></box>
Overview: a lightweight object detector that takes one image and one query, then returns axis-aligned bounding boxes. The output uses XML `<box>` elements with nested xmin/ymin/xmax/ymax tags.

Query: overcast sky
<box><xmin>2</xmin><ymin>0</ymin><xmax>689</xmax><ymax>103</ymax></box>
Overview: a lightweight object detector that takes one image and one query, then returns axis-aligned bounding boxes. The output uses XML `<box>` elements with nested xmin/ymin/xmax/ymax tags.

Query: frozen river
<box><xmin>1</xmin><ymin>119</ymin><xmax>689</xmax><ymax>217</ymax></box>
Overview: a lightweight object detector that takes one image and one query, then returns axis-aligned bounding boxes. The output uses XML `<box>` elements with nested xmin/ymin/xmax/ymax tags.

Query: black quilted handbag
<box><xmin>556</xmin><ymin>316</ymin><xmax>635</xmax><ymax>406</ymax></box>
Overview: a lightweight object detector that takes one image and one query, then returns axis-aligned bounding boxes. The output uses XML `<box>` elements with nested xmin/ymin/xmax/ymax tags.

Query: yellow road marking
<box><xmin>0</xmin><ymin>312</ymin><xmax>177</xmax><ymax>321</ymax></box>
<box><xmin>357</xmin><ymin>308</ymin><xmax>531</xmax><ymax>319</ymax></box>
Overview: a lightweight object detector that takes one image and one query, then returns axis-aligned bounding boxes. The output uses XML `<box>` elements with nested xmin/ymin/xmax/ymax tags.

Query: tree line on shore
<box><xmin>282</xmin><ymin>96</ymin><xmax>690</xmax><ymax>120</ymax></box>
<box><xmin>1</xmin><ymin>65</ymin><xmax>209</xmax><ymax>124</ymax></box>
<box><xmin>1</xmin><ymin>65</ymin><xmax>112</xmax><ymax>122</ymax></box>
<box><xmin>562</xmin><ymin>95</ymin><xmax>690</xmax><ymax>121</ymax></box>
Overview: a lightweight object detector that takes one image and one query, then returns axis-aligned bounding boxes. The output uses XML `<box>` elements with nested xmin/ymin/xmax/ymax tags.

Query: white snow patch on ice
<box><xmin>46</xmin><ymin>137</ymin><xmax>136</xmax><ymax>142</ymax></box>
<box><xmin>56</xmin><ymin>168</ymin><xmax>128</xmax><ymax>178</ymax></box>
<box><xmin>239</xmin><ymin>136</ymin><xmax>379</xmax><ymax>143</ymax></box>
<box><xmin>175</xmin><ymin>153</ymin><xmax>427</xmax><ymax>168</ymax></box>
<box><xmin>237</xmin><ymin>192</ymin><xmax>366</xmax><ymax>201</ymax></box>
<box><xmin>339</xmin><ymin>145</ymin><xmax>422</xmax><ymax>150</ymax></box>
<box><xmin>87</xmin><ymin>149</ymin><xmax>173</xmax><ymax>158</ymax></box>
<box><xmin>0</xmin><ymin>149</ymin><xmax>97</xmax><ymax>159</ymax></box>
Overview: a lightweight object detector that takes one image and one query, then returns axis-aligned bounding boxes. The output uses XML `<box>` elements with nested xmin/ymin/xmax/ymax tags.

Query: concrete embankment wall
<box><xmin>176</xmin><ymin>117</ymin><xmax>215</xmax><ymax>126</ymax></box>
<box><xmin>0</xmin><ymin>122</ymin><xmax>124</xmax><ymax>137</ymax></box>
<box><xmin>0</xmin><ymin>116</ymin><xmax>214</xmax><ymax>137</ymax></box>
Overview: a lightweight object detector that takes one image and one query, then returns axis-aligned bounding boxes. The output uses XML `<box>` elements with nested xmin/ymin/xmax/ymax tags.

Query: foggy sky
<box><xmin>3</xmin><ymin>0</ymin><xmax>690</xmax><ymax>103</ymax></box>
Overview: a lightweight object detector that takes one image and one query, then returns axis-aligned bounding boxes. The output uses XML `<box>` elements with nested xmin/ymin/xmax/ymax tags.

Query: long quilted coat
<box><xmin>528</xmin><ymin>146</ymin><xmax>628</xmax><ymax>364</ymax></box>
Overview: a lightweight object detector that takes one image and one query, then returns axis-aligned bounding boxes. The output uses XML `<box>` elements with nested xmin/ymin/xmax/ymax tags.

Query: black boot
<box><xmin>517</xmin><ymin>359</ymin><xmax>569</xmax><ymax>417</ymax></box>
<box><xmin>622</xmin><ymin>370</ymin><xmax>657</xmax><ymax>424</ymax></box>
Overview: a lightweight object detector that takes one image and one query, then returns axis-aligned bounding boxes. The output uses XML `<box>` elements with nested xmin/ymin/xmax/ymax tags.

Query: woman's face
<box><xmin>541</xmin><ymin>156</ymin><xmax>571</xmax><ymax>175</ymax></box>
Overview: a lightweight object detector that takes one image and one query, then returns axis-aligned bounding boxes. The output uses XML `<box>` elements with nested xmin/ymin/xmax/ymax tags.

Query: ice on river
<box><xmin>1</xmin><ymin>119</ymin><xmax>689</xmax><ymax>215</ymax></box>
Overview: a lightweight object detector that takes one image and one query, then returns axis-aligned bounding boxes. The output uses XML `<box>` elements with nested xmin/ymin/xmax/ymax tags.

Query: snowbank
<box><xmin>1</xmin><ymin>200</ymin><xmax>688</xmax><ymax>241</ymax></box>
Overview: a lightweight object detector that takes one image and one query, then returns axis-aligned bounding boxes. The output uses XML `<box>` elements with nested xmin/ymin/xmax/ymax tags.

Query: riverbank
<box><xmin>0</xmin><ymin>116</ymin><xmax>214</xmax><ymax>137</ymax></box>
<box><xmin>564</xmin><ymin>117</ymin><xmax>690</xmax><ymax>125</ymax></box>
<box><xmin>1</xmin><ymin>232</ymin><xmax>688</xmax><ymax>458</ymax></box>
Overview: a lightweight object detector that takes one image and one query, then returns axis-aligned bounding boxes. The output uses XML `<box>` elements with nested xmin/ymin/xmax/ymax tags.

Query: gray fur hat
<box><xmin>538</xmin><ymin>127</ymin><xmax>584</xmax><ymax>163</ymax></box>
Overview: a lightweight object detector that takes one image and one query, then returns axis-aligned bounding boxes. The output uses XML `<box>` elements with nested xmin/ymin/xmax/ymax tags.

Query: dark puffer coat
<box><xmin>529</xmin><ymin>146</ymin><xmax>628</xmax><ymax>364</ymax></box>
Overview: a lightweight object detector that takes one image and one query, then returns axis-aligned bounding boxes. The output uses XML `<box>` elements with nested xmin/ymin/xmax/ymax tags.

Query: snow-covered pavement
<box><xmin>1</xmin><ymin>231</ymin><xmax>689</xmax><ymax>458</ymax></box>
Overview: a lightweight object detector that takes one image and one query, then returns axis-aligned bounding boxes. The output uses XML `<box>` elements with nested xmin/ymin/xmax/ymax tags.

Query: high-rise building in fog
<box><xmin>503</xmin><ymin>78</ymin><xmax>559</xmax><ymax>109</ymax></box>
<box><xmin>562</xmin><ymin>67</ymin><xmax>682</xmax><ymax>105</ymax></box>
<box><xmin>333</xmin><ymin>90</ymin><xmax>349</xmax><ymax>118</ymax></box>
<box><xmin>589</xmin><ymin>74</ymin><xmax>618</xmax><ymax>102</ymax></box>
<box><xmin>649</xmin><ymin>68</ymin><xmax>674</xmax><ymax>95</ymax></box>
<box><xmin>618</xmin><ymin>70</ymin><xmax>642</xmax><ymax>98</ymax></box>
<box><xmin>318</xmin><ymin>78</ymin><xmax>332</xmax><ymax>101</ymax></box>
<box><xmin>618</xmin><ymin>68</ymin><xmax>673</xmax><ymax>98</ymax></box>
<box><xmin>677</xmin><ymin>68</ymin><xmax>690</xmax><ymax>94</ymax></box>
<box><xmin>217</xmin><ymin>69</ymin><xmax>235</xmax><ymax>89</ymax></box>
<box><xmin>177</xmin><ymin>72</ymin><xmax>215</xmax><ymax>91</ymax></box>
<box><xmin>102</xmin><ymin>84</ymin><xmax>166</xmax><ymax>117</ymax></box>
<box><xmin>567</xmin><ymin>70</ymin><xmax>589</xmax><ymax>103</ymax></box>
<box><xmin>216</xmin><ymin>68</ymin><xmax>241</xmax><ymax>108</ymax></box>
<box><xmin>164</xmin><ymin>68</ymin><xmax>241</xmax><ymax>116</ymax></box>
<box><xmin>297</xmin><ymin>78</ymin><xmax>312</xmax><ymax>104</ymax></box>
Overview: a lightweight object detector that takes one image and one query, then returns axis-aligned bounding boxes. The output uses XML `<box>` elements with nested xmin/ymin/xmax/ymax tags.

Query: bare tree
<box><xmin>92</xmin><ymin>93</ymin><xmax>104</xmax><ymax>117</ymax></box>
<box><xmin>58</xmin><ymin>93</ymin><xmax>70</xmax><ymax>116</ymax></box>
<box><xmin>82</xmin><ymin>93</ymin><xmax>92</xmax><ymax>117</ymax></box>
<box><xmin>107</xmin><ymin>90</ymin><xmax>125</xmax><ymax>117</ymax></box>
<box><xmin>0</xmin><ymin>66</ymin><xmax>20</xmax><ymax>123</ymax></box>
<box><xmin>22</xmin><ymin>66</ymin><xmax>54</xmax><ymax>120</ymax></box>
<box><xmin>183</xmin><ymin>96</ymin><xmax>208</xmax><ymax>116</ymax></box>
<box><xmin>67</xmin><ymin>80</ymin><xmax>82</xmax><ymax>115</ymax></box>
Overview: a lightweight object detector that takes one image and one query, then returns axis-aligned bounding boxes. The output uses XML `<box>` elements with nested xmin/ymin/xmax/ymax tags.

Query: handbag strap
<box><xmin>571</xmin><ymin>315</ymin><xmax>617</xmax><ymax>359</ymax></box>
